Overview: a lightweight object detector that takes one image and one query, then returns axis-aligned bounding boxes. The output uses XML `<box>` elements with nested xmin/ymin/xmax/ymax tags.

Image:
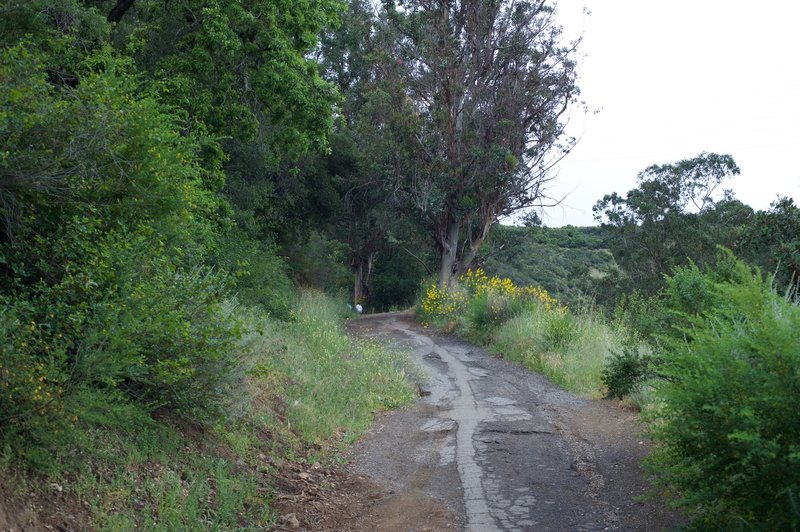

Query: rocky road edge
<box><xmin>270</xmin><ymin>443</ymin><xmax>460</xmax><ymax>531</ymax></box>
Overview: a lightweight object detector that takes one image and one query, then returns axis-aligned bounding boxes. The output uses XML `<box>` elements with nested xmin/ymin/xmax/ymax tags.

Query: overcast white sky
<box><xmin>541</xmin><ymin>1</ymin><xmax>800</xmax><ymax>227</ymax></box>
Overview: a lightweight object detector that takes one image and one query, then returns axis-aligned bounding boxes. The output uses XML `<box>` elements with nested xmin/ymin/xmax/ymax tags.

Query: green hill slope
<box><xmin>482</xmin><ymin>225</ymin><xmax>618</xmax><ymax>308</ymax></box>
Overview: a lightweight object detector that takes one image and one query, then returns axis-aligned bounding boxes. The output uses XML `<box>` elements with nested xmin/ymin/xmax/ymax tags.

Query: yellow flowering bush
<box><xmin>460</xmin><ymin>268</ymin><xmax>515</xmax><ymax>298</ymax></box>
<box><xmin>460</xmin><ymin>268</ymin><xmax>490</xmax><ymax>293</ymax></box>
<box><xmin>419</xmin><ymin>282</ymin><xmax>469</xmax><ymax>321</ymax></box>
<box><xmin>518</xmin><ymin>284</ymin><xmax>562</xmax><ymax>313</ymax></box>
<box><xmin>460</xmin><ymin>269</ymin><xmax>560</xmax><ymax>308</ymax></box>
<box><xmin>418</xmin><ymin>268</ymin><xmax>563</xmax><ymax>327</ymax></box>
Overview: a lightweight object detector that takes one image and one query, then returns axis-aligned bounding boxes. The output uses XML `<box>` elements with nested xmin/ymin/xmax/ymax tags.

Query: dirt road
<box><xmin>338</xmin><ymin>312</ymin><xmax>683</xmax><ymax>531</ymax></box>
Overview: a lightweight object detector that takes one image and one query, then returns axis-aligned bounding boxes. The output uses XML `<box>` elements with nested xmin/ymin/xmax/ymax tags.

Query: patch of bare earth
<box><xmin>270</xmin><ymin>458</ymin><xmax>459</xmax><ymax>531</ymax></box>
<box><xmin>0</xmin><ymin>473</ymin><xmax>90</xmax><ymax>532</ymax></box>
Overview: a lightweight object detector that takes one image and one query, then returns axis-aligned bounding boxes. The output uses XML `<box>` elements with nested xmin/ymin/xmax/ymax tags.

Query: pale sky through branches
<box><xmin>541</xmin><ymin>1</ymin><xmax>800</xmax><ymax>227</ymax></box>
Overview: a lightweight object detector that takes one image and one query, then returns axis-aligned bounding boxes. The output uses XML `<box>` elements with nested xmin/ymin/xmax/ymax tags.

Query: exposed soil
<box><xmin>273</xmin><ymin>311</ymin><xmax>685</xmax><ymax>531</ymax></box>
<box><xmin>0</xmin><ymin>474</ymin><xmax>89</xmax><ymax>532</ymax></box>
<box><xmin>270</xmin><ymin>458</ymin><xmax>459</xmax><ymax>531</ymax></box>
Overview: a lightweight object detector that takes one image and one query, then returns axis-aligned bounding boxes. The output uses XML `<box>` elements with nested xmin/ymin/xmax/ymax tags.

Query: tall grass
<box><xmin>243</xmin><ymin>290</ymin><xmax>415</xmax><ymax>447</ymax></box>
<box><xmin>492</xmin><ymin>305</ymin><xmax>629</xmax><ymax>398</ymax></box>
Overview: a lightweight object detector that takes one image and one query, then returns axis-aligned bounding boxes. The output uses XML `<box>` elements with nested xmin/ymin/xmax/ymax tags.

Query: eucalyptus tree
<box><xmin>315</xmin><ymin>0</ymin><xmax>433</xmax><ymax>306</ymax></box>
<box><xmin>740</xmin><ymin>197</ymin><xmax>800</xmax><ymax>295</ymax></box>
<box><xmin>383</xmin><ymin>0</ymin><xmax>581</xmax><ymax>286</ymax></box>
<box><xmin>593</xmin><ymin>152</ymin><xmax>748</xmax><ymax>295</ymax></box>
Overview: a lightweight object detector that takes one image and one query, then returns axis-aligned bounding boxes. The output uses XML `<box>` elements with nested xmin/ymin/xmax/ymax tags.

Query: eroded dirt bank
<box><xmin>274</xmin><ymin>311</ymin><xmax>683</xmax><ymax>531</ymax></box>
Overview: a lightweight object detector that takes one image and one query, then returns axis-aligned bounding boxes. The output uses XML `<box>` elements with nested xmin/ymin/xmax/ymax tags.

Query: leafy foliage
<box><xmin>739</xmin><ymin>196</ymin><xmax>800</xmax><ymax>296</ymax></box>
<box><xmin>646</xmin><ymin>254</ymin><xmax>800</xmax><ymax>529</ymax></box>
<box><xmin>601</xmin><ymin>343</ymin><xmax>654</xmax><ymax>399</ymax></box>
<box><xmin>611</xmin><ymin>290</ymin><xmax>668</xmax><ymax>340</ymax></box>
<box><xmin>122</xmin><ymin>0</ymin><xmax>343</xmax><ymax>153</ymax></box>
<box><xmin>9</xmin><ymin>0</ymin><xmax>799</xmax><ymax>528</ymax></box>
<box><xmin>0</xmin><ymin>42</ymin><xmax>244</xmax><ymax>467</ymax></box>
<box><xmin>601</xmin><ymin>249</ymin><xmax>757</xmax><ymax>400</ymax></box>
<box><xmin>593</xmin><ymin>152</ymin><xmax>750</xmax><ymax>297</ymax></box>
<box><xmin>0</xmin><ymin>0</ymin><xmax>420</xmax><ymax>527</ymax></box>
<box><xmin>596</xmin><ymin>152</ymin><xmax>740</xmax><ymax>225</ymax></box>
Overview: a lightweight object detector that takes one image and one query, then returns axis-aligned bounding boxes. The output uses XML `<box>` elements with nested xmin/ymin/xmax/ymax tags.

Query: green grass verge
<box><xmin>491</xmin><ymin>305</ymin><xmax>629</xmax><ymax>398</ymax></box>
<box><xmin>245</xmin><ymin>291</ymin><xmax>415</xmax><ymax>449</ymax></box>
<box><xmin>0</xmin><ymin>290</ymin><xmax>415</xmax><ymax>529</ymax></box>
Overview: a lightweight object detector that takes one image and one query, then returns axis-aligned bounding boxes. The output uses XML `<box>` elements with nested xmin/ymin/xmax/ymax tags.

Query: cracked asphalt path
<box><xmin>346</xmin><ymin>312</ymin><xmax>683</xmax><ymax>531</ymax></box>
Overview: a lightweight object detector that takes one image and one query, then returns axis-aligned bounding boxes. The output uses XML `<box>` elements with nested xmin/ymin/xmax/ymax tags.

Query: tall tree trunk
<box><xmin>439</xmin><ymin>216</ymin><xmax>461</xmax><ymax>287</ymax></box>
<box><xmin>354</xmin><ymin>261</ymin><xmax>364</xmax><ymax>305</ymax></box>
<box><xmin>353</xmin><ymin>252</ymin><xmax>376</xmax><ymax>306</ymax></box>
<box><xmin>459</xmin><ymin>214</ymin><xmax>494</xmax><ymax>277</ymax></box>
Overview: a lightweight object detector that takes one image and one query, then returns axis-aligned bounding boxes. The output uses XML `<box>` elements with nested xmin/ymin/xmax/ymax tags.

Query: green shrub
<box><xmin>31</xmin><ymin>223</ymin><xmax>242</xmax><ymax>411</ymax></box>
<box><xmin>613</xmin><ymin>290</ymin><xmax>666</xmax><ymax>340</ymax></box>
<box><xmin>646</xmin><ymin>255</ymin><xmax>800</xmax><ymax>529</ymax></box>
<box><xmin>0</xmin><ymin>42</ymin><xmax>244</xmax><ymax>469</ymax></box>
<box><xmin>464</xmin><ymin>292</ymin><xmax>522</xmax><ymax>343</ymax></box>
<box><xmin>210</xmin><ymin>226</ymin><xmax>296</xmax><ymax>320</ymax></box>
<box><xmin>601</xmin><ymin>343</ymin><xmax>653</xmax><ymax>399</ymax></box>
<box><xmin>661</xmin><ymin>248</ymin><xmax>748</xmax><ymax>337</ymax></box>
<box><xmin>1</xmin><ymin>233</ymin><xmax>245</xmax><ymax>471</ymax></box>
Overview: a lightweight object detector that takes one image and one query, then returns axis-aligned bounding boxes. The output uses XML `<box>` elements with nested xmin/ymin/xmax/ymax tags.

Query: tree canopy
<box><xmin>593</xmin><ymin>152</ymin><xmax>748</xmax><ymax>295</ymax></box>
<box><xmin>376</xmin><ymin>0</ymin><xmax>581</xmax><ymax>286</ymax></box>
<box><xmin>739</xmin><ymin>196</ymin><xmax>800</xmax><ymax>295</ymax></box>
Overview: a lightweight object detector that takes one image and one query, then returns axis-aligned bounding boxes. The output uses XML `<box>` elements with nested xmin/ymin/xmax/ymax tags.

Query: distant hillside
<box><xmin>482</xmin><ymin>225</ymin><xmax>619</xmax><ymax>308</ymax></box>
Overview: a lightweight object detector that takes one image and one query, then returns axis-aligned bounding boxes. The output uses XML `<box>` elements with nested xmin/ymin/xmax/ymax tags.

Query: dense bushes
<box><xmin>0</xmin><ymin>40</ymin><xmax>246</xmax><ymax>469</ymax></box>
<box><xmin>600</xmin><ymin>251</ymin><xmax>800</xmax><ymax>527</ymax></box>
<box><xmin>1</xmin><ymin>230</ymin><xmax>243</xmax><ymax>416</ymax></box>
<box><xmin>0</xmin><ymin>2</ymin><xmax>418</xmax><ymax>527</ymax></box>
<box><xmin>644</xmin><ymin>255</ymin><xmax>800</xmax><ymax>529</ymax></box>
<box><xmin>601</xmin><ymin>249</ymin><xmax>760</xmax><ymax>397</ymax></box>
